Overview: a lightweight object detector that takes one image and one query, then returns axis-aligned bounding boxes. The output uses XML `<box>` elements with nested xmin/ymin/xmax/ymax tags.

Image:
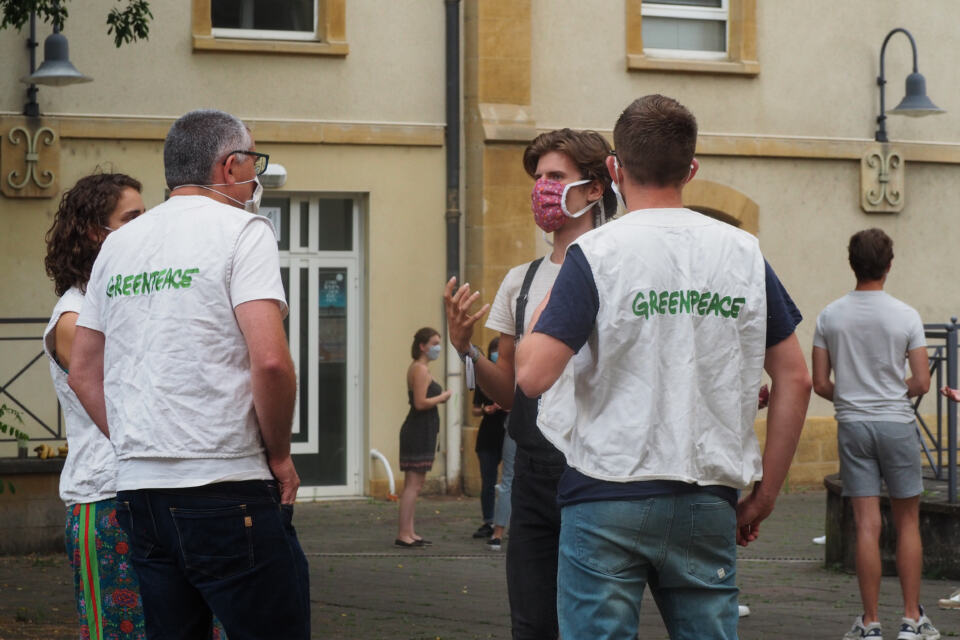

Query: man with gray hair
<box><xmin>69</xmin><ymin>109</ymin><xmax>310</xmax><ymax>639</ymax></box>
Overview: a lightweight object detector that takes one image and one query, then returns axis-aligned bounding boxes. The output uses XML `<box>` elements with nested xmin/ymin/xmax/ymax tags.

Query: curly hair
<box><xmin>44</xmin><ymin>173</ymin><xmax>142</xmax><ymax>296</ymax></box>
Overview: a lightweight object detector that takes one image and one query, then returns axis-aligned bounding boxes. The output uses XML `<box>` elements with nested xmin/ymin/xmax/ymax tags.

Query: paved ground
<box><xmin>0</xmin><ymin>489</ymin><xmax>957</xmax><ymax>639</ymax></box>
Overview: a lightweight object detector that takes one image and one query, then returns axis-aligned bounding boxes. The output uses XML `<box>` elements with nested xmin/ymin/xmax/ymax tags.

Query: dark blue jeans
<box><xmin>506</xmin><ymin>449</ymin><xmax>564</xmax><ymax>640</ymax></box>
<box><xmin>477</xmin><ymin>449</ymin><xmax>502</xmax><ymax>523</ymax></box>
<box><xmin>116</xmin><ymin>480</ymin><xmax>310</xmax><ymax>640</ymax></box>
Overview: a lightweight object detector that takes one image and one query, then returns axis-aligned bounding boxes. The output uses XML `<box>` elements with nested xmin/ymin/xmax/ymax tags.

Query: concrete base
<box><xmin>0</xmin><ymin>458</ymin><xmax>65</xmax><ymax>556</ymax></box>
<box><xmin>824</xmin><ymin>472</ymin><xmax>960</xmax><ymax>579</ymax></box>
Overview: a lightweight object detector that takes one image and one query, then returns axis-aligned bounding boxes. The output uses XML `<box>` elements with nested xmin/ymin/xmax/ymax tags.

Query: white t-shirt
<box><xmin>813</xmin><ymin>290</ymin><xmax>925</xmax><ymax>423</ymax></box>
<box><xmin>76</xmin><ymin>195</ymin><xmax>287</xmax><ymax>490</ymax></box>
<box><xmin>43</xmin><ymin>287</ymin><xmax>117</xmax><ymax>506</ymax></box>
<box><xmin>485</xmin><ymin>256</ymin><xmax>562</xmax><ymax>338</ymax></box>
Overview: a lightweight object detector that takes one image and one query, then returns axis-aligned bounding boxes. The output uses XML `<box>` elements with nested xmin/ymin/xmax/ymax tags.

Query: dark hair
<box><xmin>44</xmin><ymin>173</ymin><xmax>142</xmax><ymax>296</ymax></box>
<box><xmin>523</xmin><ymin>128</ymin><xmax>616</xmax><ymax>221</ymax></box>
<box><xmin>411</xmin><ymin>327</ymin><xmax>440</xmax><ymax>360</ymax></box>
<box><xmin>848</xmin><ymin>228</ymin><xmax>893</xmax><ymax>282</ymax></box>
<box><xmin>613</xmin><ymin>94</ymin><xmax>698</xmax><ymax>188</ymax></box>
<box><xmin>487</xmin><ymin>336</ymin><xmax>499</xmax><ymax>356</ymax></box>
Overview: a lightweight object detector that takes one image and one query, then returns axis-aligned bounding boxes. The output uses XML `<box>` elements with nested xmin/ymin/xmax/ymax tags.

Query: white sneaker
<box><xmin>844</xmin><ymin>615</ymin><xmax>883</xmax><ymax>639</ymax></box>
<box><xmin>938</xmin><ymin>589</ymin><xmax>960</xmax><ymax>609</ymax></box>
<box><xmin>896</xmin><ymin>605</ymin><xmax>940</xmax><ymax>640</ymax></box>
<box><xmin>738</xmin><ymin>605</ymin><xmax>750</xmax><ymax>617</ymax></box>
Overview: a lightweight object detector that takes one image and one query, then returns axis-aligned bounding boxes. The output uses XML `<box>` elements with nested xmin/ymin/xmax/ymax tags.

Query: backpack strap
<box><xmin>514</xmin><ymin>257</ymin><xmax>545</xmax><ymax>339</ymax></box>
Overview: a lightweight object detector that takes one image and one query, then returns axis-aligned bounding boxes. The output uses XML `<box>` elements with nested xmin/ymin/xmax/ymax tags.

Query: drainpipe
<box><xmin>443</xmin><ymin>0</ymin><xmax>462</xmax><ymax>494</ymax></box>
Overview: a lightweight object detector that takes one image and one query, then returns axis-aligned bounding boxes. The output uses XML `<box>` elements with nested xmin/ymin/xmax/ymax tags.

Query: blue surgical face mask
<box><xmin>426</xmin><ymin>344</ymin><xmax>442</xmax><ymax>361</ymax></box>
<box><xmin>490</xmin><ymin>351</ymin><xmax>498</xmax><ymax>363</ymax></box>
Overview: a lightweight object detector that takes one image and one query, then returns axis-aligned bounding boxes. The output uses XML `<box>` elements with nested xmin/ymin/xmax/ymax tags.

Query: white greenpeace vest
<box><xmin>538</xmin><ymin>209</ymin><xmax>767</xmax><ymax>489</ymax></box>
<box><xmin>79</xmin><ymin>196</ymin><xmax>280</xmax><ymax>466</ymax></box>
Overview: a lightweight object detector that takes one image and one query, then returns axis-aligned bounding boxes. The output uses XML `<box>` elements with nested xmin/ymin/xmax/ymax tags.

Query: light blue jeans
<box><xmin>492</xmin><ymin>433</ymin><xmax>516</xmax><ymax>528</ymax></box>
<box><xmin>557</xmin><ymin>493</ymin><xmax>739</xmax><ymax>640</ymax></box>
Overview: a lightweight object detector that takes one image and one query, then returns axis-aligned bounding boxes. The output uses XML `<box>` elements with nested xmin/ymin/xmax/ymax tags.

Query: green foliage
<box><xmin>0</xmin><ymin>0</ymin><xmax>67</xmax><ymax>32</ymax></box>
<box><xmin>0</xmin><ymin>0</ymin><xmax>152</xmax><ymax>48</ymax></box>
<box><xmin>106</xmin><ymin>0</ymin><xmax>152</xmax><ymax>48</ymax></box>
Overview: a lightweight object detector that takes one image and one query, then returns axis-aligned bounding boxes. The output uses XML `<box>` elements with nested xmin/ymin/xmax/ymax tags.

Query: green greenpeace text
<box><xmin>631</xmin><ymin>289</ymin><xmax>745</xmax><ymax>320</ymax></box>
<box><xmin>106</xmin><ymin>268</ymin><xmax>200</xmax><ymax>298</ymax></box>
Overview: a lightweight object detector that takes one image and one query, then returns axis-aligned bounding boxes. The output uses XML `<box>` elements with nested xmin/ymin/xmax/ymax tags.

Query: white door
<box><xmin>260</xmin><ymin>194</ymin><xmax>363</xmax><ymax>498</ymax></box>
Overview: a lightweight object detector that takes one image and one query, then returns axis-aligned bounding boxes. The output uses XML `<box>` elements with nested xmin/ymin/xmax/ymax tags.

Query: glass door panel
<box><xmin>270</xmin><ymin>194</ymin><xmax>362</xmax><ymax>497</ymax></box>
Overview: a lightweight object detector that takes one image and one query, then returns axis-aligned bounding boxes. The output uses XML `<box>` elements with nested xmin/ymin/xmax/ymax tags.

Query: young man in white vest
<box><xmin>515</xmin><ymin>94</ymin><xmax>812</xmax><ymax>640</ymax></box>
<box><xmin>69</xmin><ymin>109</ymin><xmax>310</xmax><ymax>639</ymax></box>
<box><xmin>444</xmin><ymin>128</ymin><xmax>615</xmax><ymax>639</ymax></box>
<box><xmin>813</xmin><ymin>228</ymin><xmax>938</xmax><ymax>640</ymax></box>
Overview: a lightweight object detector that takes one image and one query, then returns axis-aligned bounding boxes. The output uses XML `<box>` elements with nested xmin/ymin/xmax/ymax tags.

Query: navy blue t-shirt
<box><xmin>533</xmin><ymin>245</ymin><xmax>802</xmax><ymax>507</ymax></box>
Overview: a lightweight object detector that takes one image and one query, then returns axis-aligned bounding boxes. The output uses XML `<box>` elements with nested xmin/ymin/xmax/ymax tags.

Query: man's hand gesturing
<box><xmin>443</xmin><ymin>277</ymin><xmax>491</xmax><ymax>353</ymax></box>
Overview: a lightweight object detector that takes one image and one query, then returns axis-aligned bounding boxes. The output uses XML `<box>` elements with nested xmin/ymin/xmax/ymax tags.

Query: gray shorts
<box><xmin>838</xmin><ymin>420</ymin><xmax>922</xmax><ymax>498</ymax></box>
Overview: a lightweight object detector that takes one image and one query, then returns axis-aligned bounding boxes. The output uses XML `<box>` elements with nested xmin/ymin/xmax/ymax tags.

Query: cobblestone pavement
<box><xmin>0</xmin><ymin>490</ymin><xmax>956</xmax><ymax>639</ymax></box>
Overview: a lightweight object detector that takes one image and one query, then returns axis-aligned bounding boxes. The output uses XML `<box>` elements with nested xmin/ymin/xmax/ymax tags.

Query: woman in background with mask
<box><xmin>396</xmin><ymin>327</ymin><xmax>452</xmax><ymax>547</ymax></box>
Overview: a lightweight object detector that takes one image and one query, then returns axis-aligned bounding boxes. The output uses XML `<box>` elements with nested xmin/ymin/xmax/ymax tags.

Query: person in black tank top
<box><xmin>396</xmin><ymin>327</ymin><xmax>451</xmax><ymax>547</ymax></box>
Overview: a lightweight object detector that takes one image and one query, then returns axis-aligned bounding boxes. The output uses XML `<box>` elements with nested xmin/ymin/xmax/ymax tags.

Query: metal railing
<box><xmin>915</xmin><ymin>320</ymin><xmax>958</xmax><ymax>503</ymax></box>
<box><xmin>0</xmin><ymin>317</ymin><xmax>62</xmax><ymax>442</ymax></box>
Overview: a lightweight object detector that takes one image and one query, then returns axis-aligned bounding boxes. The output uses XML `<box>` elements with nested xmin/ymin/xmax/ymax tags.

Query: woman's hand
<box><xmin>438</xmin><ymin>389</ymin><xmax>453</xmax><ymax>404</ymax></box>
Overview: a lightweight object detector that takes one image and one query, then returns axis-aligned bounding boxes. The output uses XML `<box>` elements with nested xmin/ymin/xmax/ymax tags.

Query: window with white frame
<box><xmin>211</xmin><ymin>0</ymin><xmax>317</xmax><ymax>41</ymax></box>
<box><xmin>641</xmin><ymin>0</ymin><xmax>727</xmax><ymax>60</ymax></box>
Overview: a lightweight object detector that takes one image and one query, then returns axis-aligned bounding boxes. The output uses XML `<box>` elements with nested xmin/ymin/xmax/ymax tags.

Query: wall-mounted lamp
<box><xmin>19</xmin><ymin>12</ymin><xmax>92</xmax><ymax>117</ymax></box>
<box><xmin>261</xmin><ymin>163</ymin><xmax>288</xmax><ymax>189</ymax></box>
<box><xmin>875</xmin><ymin>28</ymin><xmax>943</xmax><ymax>142</ymax></box>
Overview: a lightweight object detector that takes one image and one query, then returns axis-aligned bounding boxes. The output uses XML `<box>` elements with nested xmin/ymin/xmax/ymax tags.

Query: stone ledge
<box><xmin>824</xmin><ymin>473</ymin><xmax>960</xmax><ymax>579</ymax></box>
<box><xmin>0</xmin><ymin>457</ymin><xmax>64</xmax><ymax>475</ymax></box>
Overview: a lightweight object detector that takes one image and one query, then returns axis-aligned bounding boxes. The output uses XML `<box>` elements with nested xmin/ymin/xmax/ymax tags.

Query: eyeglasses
<box><xmin>224</xmin><ymin>150</ymin><xmax>270</xmax><ymax>176</ymax></box>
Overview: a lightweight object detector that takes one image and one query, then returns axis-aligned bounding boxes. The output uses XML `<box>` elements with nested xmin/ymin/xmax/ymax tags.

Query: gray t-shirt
<box><xmin>485</xmin><ymin>255</ymin><xmax>562</xmax><ymax>338</ymax></box>
<box><xmin>813</xmin><ymin>290</ymin><xmax>925</xmax><ymax>423</ymax></box>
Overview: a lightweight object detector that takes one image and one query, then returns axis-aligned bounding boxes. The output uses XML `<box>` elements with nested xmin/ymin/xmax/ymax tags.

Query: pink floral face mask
<box><xmin>530</xmin><ymin>178</ymin><xmax>600</xmax><ymax>233</ymax></box>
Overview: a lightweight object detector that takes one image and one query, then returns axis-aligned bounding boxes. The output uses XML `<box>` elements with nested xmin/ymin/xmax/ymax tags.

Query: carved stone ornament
<box><xmin>0</xmin><ymin>117</ymin><xmax>60</xmax><ymax>199</ymax></box>
<box><xmin>860</xmin><ymin>144</ymin><xmax>904</xmax><ymax>213</ymax></box>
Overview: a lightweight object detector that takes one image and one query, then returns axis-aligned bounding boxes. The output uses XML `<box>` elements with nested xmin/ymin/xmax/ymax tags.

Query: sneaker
<box><xmin>938</xmin><ymin>589</ymin><xmax>960</xmax><ymax>609</ymax></box>
<box><xmin>738</xmin><ymin>605</ymin><xmax>751</xmax><ymax>617</ymax></box>
<box><xmin>486</xmin><ymin>537</ymin><xmax>501</xmax><ymax>551</ymax></box>
<box><xmin>897</xmin><ymin>605</ymin><xmax>940</xmax><ymax>640</ymax></box>
<box><xmin>473</xmin><ymin>523</ymin><xmax>494</xmax><ymax>539</ymax></box>
<box><xmin>844</xmin><ymin>615</ymin><xmax>882</xmax><ymax>639</ymax></box>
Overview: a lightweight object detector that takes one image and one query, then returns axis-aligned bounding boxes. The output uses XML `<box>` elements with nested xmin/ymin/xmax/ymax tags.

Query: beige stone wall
<box><xmin>0</xmin><ymin>0</ymin><xmax>445</xmax><ymax>124</ymax></box>
<box><xmin>530</xmin><ymin>1</ymin><xmax>960</xmax><ymax>143</ymax></box>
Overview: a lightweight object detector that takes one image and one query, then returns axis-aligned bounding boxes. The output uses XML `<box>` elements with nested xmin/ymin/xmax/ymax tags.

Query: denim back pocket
<box><xmin>685</xmin><ymin>501</ymin><xmax>736</xmax><ymax>585</ymax></box>
<box><xmin>170</xmin><ymin>504</ymin><xmax>255</xmax><ymax>580</ymax></box>
<box><xmin>572</xmin><ymin>500</ymin><xmax>653</xmax><ymax>576</ymax></box>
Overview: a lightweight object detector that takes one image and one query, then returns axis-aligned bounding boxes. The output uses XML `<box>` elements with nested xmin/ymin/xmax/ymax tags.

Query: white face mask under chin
<box><xmin>175</xmin><ymin>176</ymin><xmax>263</xmax><ymax>213</ymax></box>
